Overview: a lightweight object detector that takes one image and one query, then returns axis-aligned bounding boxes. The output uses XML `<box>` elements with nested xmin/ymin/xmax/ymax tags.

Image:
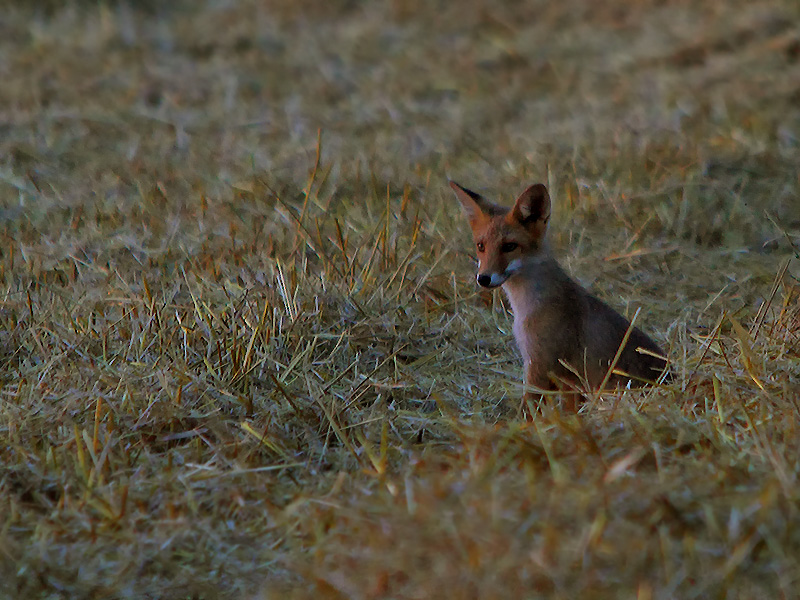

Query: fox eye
<box><xmin>500</xmin><ymin>242</ymin><xmax>519</xmax><ymax>253</ymax></box>
<box><xmin>476</xmin><ymin>242</ymin><xmax>485</xmax><ymax>252</ymax></box>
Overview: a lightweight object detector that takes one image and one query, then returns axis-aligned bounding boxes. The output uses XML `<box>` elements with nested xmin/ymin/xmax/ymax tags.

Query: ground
<box><xmin>1</xmin><ymin>0</ymin><xmax>799</xmax><ymax>598</ymax></box>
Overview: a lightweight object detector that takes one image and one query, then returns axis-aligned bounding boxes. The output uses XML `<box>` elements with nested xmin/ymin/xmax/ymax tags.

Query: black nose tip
<box><xmin>477</xmin><ymin>274</ymin><xmax>492</xmax><ymax>288</ymax></box>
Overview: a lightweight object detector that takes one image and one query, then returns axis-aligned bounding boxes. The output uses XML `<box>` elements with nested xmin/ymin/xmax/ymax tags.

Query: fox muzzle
<box><xmin>477</xmin><ymin>273</ymin><xmax>507</xmax><ymax>288</ymax></box>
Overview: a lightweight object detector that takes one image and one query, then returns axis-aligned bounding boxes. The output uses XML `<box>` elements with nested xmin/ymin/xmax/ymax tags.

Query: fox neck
<box><xmin>499</xmin><ymin>253</ymin><xmax>572</xmax><ymax>318</ymax></box>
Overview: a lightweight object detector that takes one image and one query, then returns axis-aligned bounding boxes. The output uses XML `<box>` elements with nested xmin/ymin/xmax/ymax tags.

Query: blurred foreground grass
<box><xmin>1</xmin><ymin>0</ymin><xmax>799</xmax><ymax>598</ymax></box>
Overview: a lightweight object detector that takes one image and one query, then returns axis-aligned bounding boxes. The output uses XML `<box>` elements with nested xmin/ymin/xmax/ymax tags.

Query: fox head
<box><xmin>450</xmin><ymin>181</ymin><xmax>551</xmax><ymax>289</ymax></box>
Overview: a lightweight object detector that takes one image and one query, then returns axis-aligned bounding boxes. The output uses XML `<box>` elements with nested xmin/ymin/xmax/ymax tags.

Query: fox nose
<box><xmin>477</xmin><ymin>274</ymin><xmax>492</xmax><ymax>288</ymax></box>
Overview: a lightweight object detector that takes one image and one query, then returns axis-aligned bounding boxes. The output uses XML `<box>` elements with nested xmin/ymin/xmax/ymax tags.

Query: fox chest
<box><xmin>511</xmin><ymin>309</ymin><xmax>581</xmax><ymax>366</ymax></box>
<box><xmin>512</xmin><ymin>316</ymin><xmax>536</xmax><ymax>363</ymax></box>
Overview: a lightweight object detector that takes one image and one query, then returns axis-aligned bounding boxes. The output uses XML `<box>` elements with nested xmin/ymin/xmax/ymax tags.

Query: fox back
<box><xmin>450</xmin><ymin>180</ymin><xmax>668</xmax><ymax>397</ymax></box>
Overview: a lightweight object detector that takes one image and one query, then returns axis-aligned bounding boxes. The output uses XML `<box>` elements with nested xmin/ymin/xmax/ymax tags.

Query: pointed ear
<box><xmin>511</xmin><ymin>183</ymin><xmax>550</xmax><ymax>227</ymax></box>
<box><xmin>449</xmin><ymin>181</ymin><xmax>498</xmax><ymax>224</ymax></box>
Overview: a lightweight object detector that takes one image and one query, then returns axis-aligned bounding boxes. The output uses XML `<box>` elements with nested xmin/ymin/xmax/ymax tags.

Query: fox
<box><xmin>450</xmin><ymin>180</ymin><xmax>669</xmax><ymax>409</ymax></box>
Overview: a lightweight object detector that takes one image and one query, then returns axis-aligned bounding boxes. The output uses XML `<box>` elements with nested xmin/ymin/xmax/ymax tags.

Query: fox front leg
<box><xmin>523</xmin><ymin>360</ymin><xmax>579</xmax><ymax>414</ymax></box>
<box><xmin>522</xmin><ymin>360</ymin><xmax>553</xmax><ymax>413</ymax></box>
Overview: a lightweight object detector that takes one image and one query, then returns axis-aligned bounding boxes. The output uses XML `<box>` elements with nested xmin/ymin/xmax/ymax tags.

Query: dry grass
<box><xmin>1</xmin><ymin>0</ymin><xmax>799</xmax><ymax>598</ymax></box>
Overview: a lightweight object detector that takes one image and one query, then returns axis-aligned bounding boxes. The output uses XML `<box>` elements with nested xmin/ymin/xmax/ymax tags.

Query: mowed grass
<box><xmin>1</xmin><ymin>0</ymin><xmax>799</xmax><ymax>598</ymax></box>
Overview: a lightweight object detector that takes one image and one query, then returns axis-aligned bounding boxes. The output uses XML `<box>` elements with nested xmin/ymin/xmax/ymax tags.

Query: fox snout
<box><xmin>476</xmin><ymin>259</ymin><xmax>522</xmax><ymax>288</ymax></box>
<box><xmin>477</xmin><ymin>271</ymin><xmax>507</xmax><ymax>288</ymax></box>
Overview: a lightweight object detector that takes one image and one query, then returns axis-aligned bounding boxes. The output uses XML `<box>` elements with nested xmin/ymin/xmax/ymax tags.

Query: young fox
<box><xmin>450</xmin><ymin>181</ymin><xmax>668</xmax><ymax>403</ymax></box>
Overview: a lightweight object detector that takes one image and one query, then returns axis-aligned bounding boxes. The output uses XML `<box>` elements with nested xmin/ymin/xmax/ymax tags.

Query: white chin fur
<box><xmin>505</xmin><ymin>259</ymin><xmax>523</xmax><ymax>274</ymax></box>
<box><xmin>489</xmin><ymin>273</ymin><xmax>508</xmax><ymax>287</ymax></box>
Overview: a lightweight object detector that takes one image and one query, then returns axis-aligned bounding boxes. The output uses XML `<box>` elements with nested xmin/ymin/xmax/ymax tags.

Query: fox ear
<box><xmin>512</xmin><ymin>184</ymin><xmax>550</xmax><ymax>228</ymax></box>
<box><xmin>449</xmin><ymin>181</ymin><xmax>497</xmax><ymax>224</ymax></box>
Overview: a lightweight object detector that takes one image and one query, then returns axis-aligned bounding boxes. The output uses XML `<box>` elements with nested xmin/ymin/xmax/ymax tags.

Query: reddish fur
<box><xmin>450</xmin><ymin>181</ymin><xmax>669</xmax><ymax>409</ymax></box>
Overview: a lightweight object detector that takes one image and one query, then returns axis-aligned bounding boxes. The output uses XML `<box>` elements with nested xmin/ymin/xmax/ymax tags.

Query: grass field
<box><xmin>1</xmin><ymin>0</ymin><xmax>799</xmax><ymax>598</ymax></box>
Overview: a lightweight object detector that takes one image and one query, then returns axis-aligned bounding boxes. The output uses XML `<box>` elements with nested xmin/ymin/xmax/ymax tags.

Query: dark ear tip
<box><xmin>448</xmin><ymin>180</ymin><xmax>463</xmax><ymax>192</ymax></box>
<box><xmin>519</xmin><ymin>183</ymin><xmax>550</xmax><ymax>205</ymax></box>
